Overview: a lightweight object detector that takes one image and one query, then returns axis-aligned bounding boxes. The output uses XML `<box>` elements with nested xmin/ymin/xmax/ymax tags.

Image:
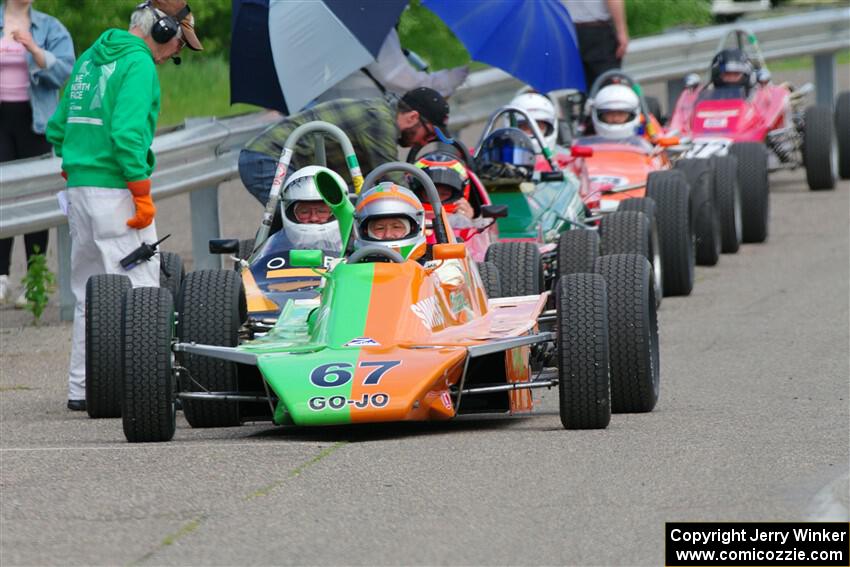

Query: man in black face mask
<box><xmin>239</xmin><ymin>87</ymin><xmax>450</xmax><ymax>206</ymax></box>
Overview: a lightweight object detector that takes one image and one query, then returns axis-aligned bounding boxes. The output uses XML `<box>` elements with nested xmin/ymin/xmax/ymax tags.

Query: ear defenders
<box><xmin>137</xmin><ymin>1</ymin><xmax>181</xmax><ymax>44</ymax></box>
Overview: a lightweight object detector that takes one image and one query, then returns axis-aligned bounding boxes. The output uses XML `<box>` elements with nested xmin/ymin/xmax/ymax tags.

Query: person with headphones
<box><xmin>45</xmin><ymin>0</ymin><xmax>202</xmax><ymax>412</ymax></box>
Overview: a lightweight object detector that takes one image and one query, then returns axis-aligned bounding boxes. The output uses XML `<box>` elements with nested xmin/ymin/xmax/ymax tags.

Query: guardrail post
<box><xmin>56</xmin><ymin>223</ymin><xmax>74</xmax><ymax>322</ymax></box>
<box><xmin>189</xmin><ymin>186</ymin><xmax>222</xmax><ymax>270</ymax></box>
<box><xmin>814</xmin><ymin>52</ymin><xmax>835</xmax><ymax>108</ymax></box>
<box><xmin>666</xmin><ymin>78</ymin><xmax>685</xmax><ymax>116</ymax></box>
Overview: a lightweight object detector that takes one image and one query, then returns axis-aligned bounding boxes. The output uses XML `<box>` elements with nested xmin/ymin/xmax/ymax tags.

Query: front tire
<box><xmin>484</xmin><ymin>242</ymin><xmax>543</xmax><ymax>296</ymax></box>
<box><xmin>710</xmin><ymin>155</ymin><xmax>742</xmax><ymax>253</ymax></box>
<box><xmin>476</xmin><ymin>261</ymin><xmax>502</xmax><ymax>299</ymax></box>
<box><xmin>729</xmin><ymin>142</ymin><xmax>769</xmax><ymax>243</ymax></box>
<box><xmin>617</xmin><ymin>198</ymin><xmax>664</xmax><ymax>306</ymax></box>
<box><xmin>646</xmin><ymin>170</ymin><xmax>694</xmax><ymax>296</ymax></box>
<box><xmin>555</xmin><ymin>273</ymin><xmax>611</xmax><ymax>429</ymax></box>
<box><xmin>85</xmin><ymin>274</ymin><xmax>132</xmax><ymax>418</ymax></box>
<box><xmin>122</xmin><ymin>287</ymin><xmax>176</xmax><ymax>443</ymax></box>
<box><xmin>836</xmin><ymin>91</ymin><xmax>850</xmax><ymax>180</ymax></box>
<box><xmin>675</xmin><ymin>159</ymin><xmax>721</xmax><ymax>266</ymax></box>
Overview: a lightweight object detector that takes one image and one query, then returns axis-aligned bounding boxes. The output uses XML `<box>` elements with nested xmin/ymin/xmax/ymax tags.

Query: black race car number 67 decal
<box><xmin>310</xmin><ymin>361</ymin><xmax>401</xmax><ymax>388</ymax></box>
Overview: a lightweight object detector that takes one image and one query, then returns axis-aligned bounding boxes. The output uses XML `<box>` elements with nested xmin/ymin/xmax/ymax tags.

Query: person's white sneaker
<box><xmin>14</xmin><ymin>289</ymin><xmax>28</xmax><ymax>309</ymax></box>
<box><xmin>0</xmin><ymin>275</ymin><xmax>9</xmax><ymax>304</ymax></box>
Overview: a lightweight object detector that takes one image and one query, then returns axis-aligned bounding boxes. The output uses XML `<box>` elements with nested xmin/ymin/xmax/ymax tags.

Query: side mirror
<box><xmin>209</xmin><ymin>239</ymin><xmax>240</xmax><ymax>254</ymax></box>
<box><xmin>684</xmin><ymin>73</ymin><xmax>701</xmax><ymax>89</ymax></box>
<box><xmin>756</xmin><ymin>69</ymin><xmax>771</xmax><ymax>84</ymax></box>
<box><xmin>289</xmin><ymin>249</ymin><xmax>324</xmax><ymax>268</ymax></box>
<box><xmin>539</xmin><ymin>170</ymin><xmax>564</xmax><ymax>182</ymax></box>
<box><xmin>480</xmin><ymin>204</ymin><xmax>508</xmax><ymax>219</ymax></box>
<box><xmin>432</xmin><ymin>243</ymin><xmax>466</xmax><ymax>261</ymax></box>
<box><xmin>570</xmin><ymin>145</ymin><xmax>593</xmax><ymax>158</ymax></box>
<box><xmin>657</xmin><ymin>136</ymin><xmax>680</xmax><ymax>147</ymax></box>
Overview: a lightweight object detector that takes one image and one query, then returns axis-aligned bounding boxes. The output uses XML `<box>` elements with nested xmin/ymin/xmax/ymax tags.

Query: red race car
<box><xmin>667</xmin><ymin>29</ymin><xmax>839</xmax><ymax>244</ymax></box>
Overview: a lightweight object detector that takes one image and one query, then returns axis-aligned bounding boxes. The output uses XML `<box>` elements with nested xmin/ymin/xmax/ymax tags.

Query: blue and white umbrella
<box><xmin>231</xmin><ymin>0</ymin><xmax>585</xmax><ymax>114</ymax></box>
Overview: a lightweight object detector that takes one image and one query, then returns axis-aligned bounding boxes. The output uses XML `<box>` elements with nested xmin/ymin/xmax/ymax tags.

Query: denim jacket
<box><xmin>0</xmin><ymin>5</ymin><xmax>75</xmax><ymax>134</ymax></box>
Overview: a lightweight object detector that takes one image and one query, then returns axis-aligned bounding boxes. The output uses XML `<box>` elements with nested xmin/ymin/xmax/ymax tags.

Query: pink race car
<box><xmin>667</xmin><ymin>29</ymin><xmax>839</xmax><ymax>243</ymax></box>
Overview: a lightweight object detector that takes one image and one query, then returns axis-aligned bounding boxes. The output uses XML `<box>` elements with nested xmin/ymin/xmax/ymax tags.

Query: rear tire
<box><xmin>177</xmin><ymin>270</ymin><xmax>245</xmax><ymax>428</ymax></box>
<box><xmin>122</xmin><ymin>287</ymin><xmax>176</xmax><ymax>443</ymax></box>
<box><xmin>484</xmin><ymin>242</ymin><xmax>543</xmax><ymax>296</ymax></box>
<box><xmin>804</xmin><ymin>105</ymin><xmax>836</xmax><ymax>190</ymax></box>
<box><xmin>557</xmin><ymin>229</ymin><xmax>599</xmax><ymax>278</ymax></box>
<box><xmin>675</xmin><ymin>158</ymin><xmax>721</xmax><ymax>266</ymax></box>
<box><xmin>617</xmin><ymin>198</ymin><xmax>664</xmax><ymax>306</ymax></box>
<box><xmin>836</xmin><ymin>91</ymin><xmax>850</xmax><ymax>180</ymax></box>
<box><xmin>556</xmin><ymin>273</ymin><xmax>611</xmax><ymax>430</ymax></box>
<box><xmin>85</xmin><ymin>274</ymin><xmax>132</xmax><ymax>418</ymax></box>
<box><xmin>710</xmin><ymin>155</ymin><xmax>742</xmax><ymax>253</ymax></box>
<box><xmin>646</xmin><ymin>170</ymin><xmax>694</xmax><ymax>296</ymax></box>
<box><xmin>595</xmin><ymin>254</ymin><xmax>659</xmax><ymax>413</ymax></box>
<box><xmin>476</xmin><ymin>261</ymin><xmax>502</xmax><ymax>299</ymax></box>
<box><xmin>159</xmin><ymin>251</ymin><xmax>184</xmax><ymax>300</ymax></box>
<box><xmin>729</xmin><ymin>142</ymin><xmax>769</xmax><ymax>243</ymax></box>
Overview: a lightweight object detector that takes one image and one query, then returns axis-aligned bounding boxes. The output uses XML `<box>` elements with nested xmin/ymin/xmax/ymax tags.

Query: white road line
<box><xmin>0</xmin><ymin>441</ymin><xmax>321</xmax><ymax>453</ymax></box>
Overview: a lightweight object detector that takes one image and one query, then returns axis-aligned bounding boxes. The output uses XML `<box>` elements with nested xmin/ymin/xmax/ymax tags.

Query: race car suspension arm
<box><xmin>178</xmin><ymin>392</ymin><xmax>276</xmax><ymax>403</ymax></box>
<box><xmin>460</xmin><ymin>370</ymin><xmax>558</xmax><ymax>396</ymax></box>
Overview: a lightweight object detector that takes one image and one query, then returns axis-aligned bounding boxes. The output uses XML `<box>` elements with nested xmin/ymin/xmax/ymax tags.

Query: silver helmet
<box><xmin>281</xmin><ymin>165</ymin><xmax>344</xmax><ymax>251</ymax></box>
<box><xmin>353</xmin><ymin>182</ymin><xmax>427</xmax><ymax>261</ymax></box>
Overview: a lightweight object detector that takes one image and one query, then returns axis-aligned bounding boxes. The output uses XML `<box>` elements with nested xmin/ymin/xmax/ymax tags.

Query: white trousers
<box><xmin>67</xmin><ymin>187</ymin><xmax>159</xmax><ymax>400</ymax></box>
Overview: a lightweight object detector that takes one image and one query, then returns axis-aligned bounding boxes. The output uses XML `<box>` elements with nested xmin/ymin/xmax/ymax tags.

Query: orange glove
<box><xmin>126</xmin><ymin>179</ymin><xmax>156</xmax><ymax>229</ymax></box>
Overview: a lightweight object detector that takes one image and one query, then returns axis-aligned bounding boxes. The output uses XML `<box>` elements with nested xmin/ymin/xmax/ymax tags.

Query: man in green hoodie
<box><xmin>46</xmin><ymin>0</ymin><xmax>202</xmax><ymax>412</ymax></box>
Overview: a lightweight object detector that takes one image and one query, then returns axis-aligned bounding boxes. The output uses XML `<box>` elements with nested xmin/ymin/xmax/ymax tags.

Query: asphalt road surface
<box><xmin>1</xmin><ymin>164</ymin><xmax>848</xmax><ymax>565</ymax></box>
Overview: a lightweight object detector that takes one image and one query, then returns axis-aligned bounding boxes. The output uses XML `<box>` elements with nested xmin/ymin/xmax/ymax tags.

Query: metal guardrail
<box><xmin>449</xmin><ymin>6</ymin><xmax>850</xmax><ymax>130</ymax></box>
<box><xmin>0</xmin><ymin>7</ymin><xmax>846</xmax><ymax>320</ymax></box>
<box><xmin>0</xmin><ymin>111</ymin><xmax>276</xmax><ymax>239</ymax></box>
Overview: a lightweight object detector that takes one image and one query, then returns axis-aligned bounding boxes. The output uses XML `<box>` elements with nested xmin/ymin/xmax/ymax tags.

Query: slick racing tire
<box><xmin>122</xmin><ymin>287</ymin><xmax>176</xmax><ymax>443</ymax></box>
<box><xmin>476</xmin><ymin>261</ymin><xmax>503</xmax><ymax>299</ymax></box>
<box><xmin>85</xmin><ymin>274</ymin><xmax>132</xmax><ymax>418</ymax></box>
<box><xmin>485</xmin><ymin>242</ymin><xmax>543</xmax><ymax>296</ymax></box>
<box><xmin>177</xmin><ymin>270</ymin><xmax>246</xmax><ymax>428</ymax></box>
<box><xmin>836</xmin><ymin>91</ymin><xmax>850</xmax><ymax>180</ymax></box>
<box><xmin>729</xmin><ymin>142</ymin><xmax>769</xmax><ymax>243</ymax></box>
<box><xmin>674</xmin><ymin>158</ymin><xmax>721</xmax><ymax>266</ymax></box>
<box><xmin>159</xmin><ymin>251</ymin><xmax>185</xmax><ymax>300</ymax></box>
<box><xmin>595</xmin><ymin>254</ymin><xmax>660</xmax><ymax>413</ymax></box>
<box><xmin>617</xmin><ymin>198</ymin><xmax>664</xmax><ymax>306</ymax></box>
<box><xmin>555</xmin><ymin>273</ymin><xmax>611</xmax><ymax>430</ymax></box>
<box><xmin>709</xmin><ymin>155</ymin><xmax>742</xmax><ymax>254</ymax></box>
<box><xmin>646</xmin><ymin>170</ymin><xmax>694</xmax><ymax>297</ymax></box>
<box><xmin>803</xmin><ymin>105</ymin><xmax>837</xmax><ymax>190</ymax></box>
<box><xmin>557</xmin><ymin>229</ymin><xmax>599</xmax><ymax>278</ymax></box>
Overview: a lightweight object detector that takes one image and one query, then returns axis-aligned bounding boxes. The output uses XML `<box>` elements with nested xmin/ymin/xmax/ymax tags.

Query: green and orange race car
<box><xmin>119</xmin><ymin>123</ymin><xmax>659</xmax><ymax>443</ymax></box>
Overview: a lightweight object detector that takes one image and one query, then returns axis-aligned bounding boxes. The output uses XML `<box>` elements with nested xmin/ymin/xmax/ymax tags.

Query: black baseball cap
<box><xmin>401</xmin><ymin>87</ymin><xmax>450</xmax><ymax>130</ymax></box>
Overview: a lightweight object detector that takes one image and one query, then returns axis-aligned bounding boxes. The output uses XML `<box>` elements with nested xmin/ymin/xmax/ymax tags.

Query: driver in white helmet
<box><xmin>354</xmin><ymin>182</ymin><xmax>466</xmax><ymax>289</ymax></box>
<box><xmin>510</xmin><ymin>92</ymin><xmax>559</xmax><ymax>154</ymax></box>
<box><xmin>279</xmin><ymin>165</ymin><xmax>345</xmax><ymax>252</ymax></box>
<box><xmin>590</xmin><ymin>84</ymin><xmax>642</xmax><ymax>140</ymax></box>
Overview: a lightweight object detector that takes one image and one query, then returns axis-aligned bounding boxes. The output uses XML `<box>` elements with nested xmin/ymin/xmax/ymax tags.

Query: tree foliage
<box><xmin>33</xmin><ymin>0</ymin><xmax>232</xmax><ymax>59</ymax></box>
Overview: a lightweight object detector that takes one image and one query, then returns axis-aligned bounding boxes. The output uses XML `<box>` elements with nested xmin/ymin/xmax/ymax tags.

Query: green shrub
<box><xmin>20</xmin><ymin>246</ymin><xmax>55</xmax><ymax>325</ymax></box>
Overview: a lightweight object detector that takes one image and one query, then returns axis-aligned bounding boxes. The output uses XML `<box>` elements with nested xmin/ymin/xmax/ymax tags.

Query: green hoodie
<box><xmin>46</xmin><ymin>29</ymin><xmax>159</xmax><ymax>189</ymax></box>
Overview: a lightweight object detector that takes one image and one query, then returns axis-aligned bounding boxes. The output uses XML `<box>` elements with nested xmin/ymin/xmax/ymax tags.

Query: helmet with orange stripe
<box><xmin>353</xmin><ymin>182</ymin><xmax>427</xmax><ymax>261</ymax></box>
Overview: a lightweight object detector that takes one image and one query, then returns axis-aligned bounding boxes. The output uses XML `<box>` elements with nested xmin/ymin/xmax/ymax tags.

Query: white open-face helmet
<box><xmin>281</xmin><ymin>165</ymin><xmax>344</xmax><ymax>251</ymax></box>
<box><xmin>510</xmin><ymin>92</ymin><xmax>558</xmax><ymax>153</ymax></box>
<box><xmin>591</xmin><ymin>84</ymin><xmax>641</xmax><ymax>140</ymax></box>
<box><xmin>353</xmin><ymin>182</ymin><xmax>427</xmax><ymax>261</ymax></box>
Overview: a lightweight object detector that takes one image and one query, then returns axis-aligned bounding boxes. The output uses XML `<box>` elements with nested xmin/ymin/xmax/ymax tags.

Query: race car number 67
<box><xmin>310</xmin><ymin>361</ymin><xmax>401</xmax><ymax>388</ymax></box>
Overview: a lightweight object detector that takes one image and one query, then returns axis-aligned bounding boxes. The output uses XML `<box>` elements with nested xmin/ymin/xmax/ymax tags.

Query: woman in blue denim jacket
<box><xmin>0</xmin><ymin>0</ymin><xmax>74</xmax><ymax>305</ymax></box>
